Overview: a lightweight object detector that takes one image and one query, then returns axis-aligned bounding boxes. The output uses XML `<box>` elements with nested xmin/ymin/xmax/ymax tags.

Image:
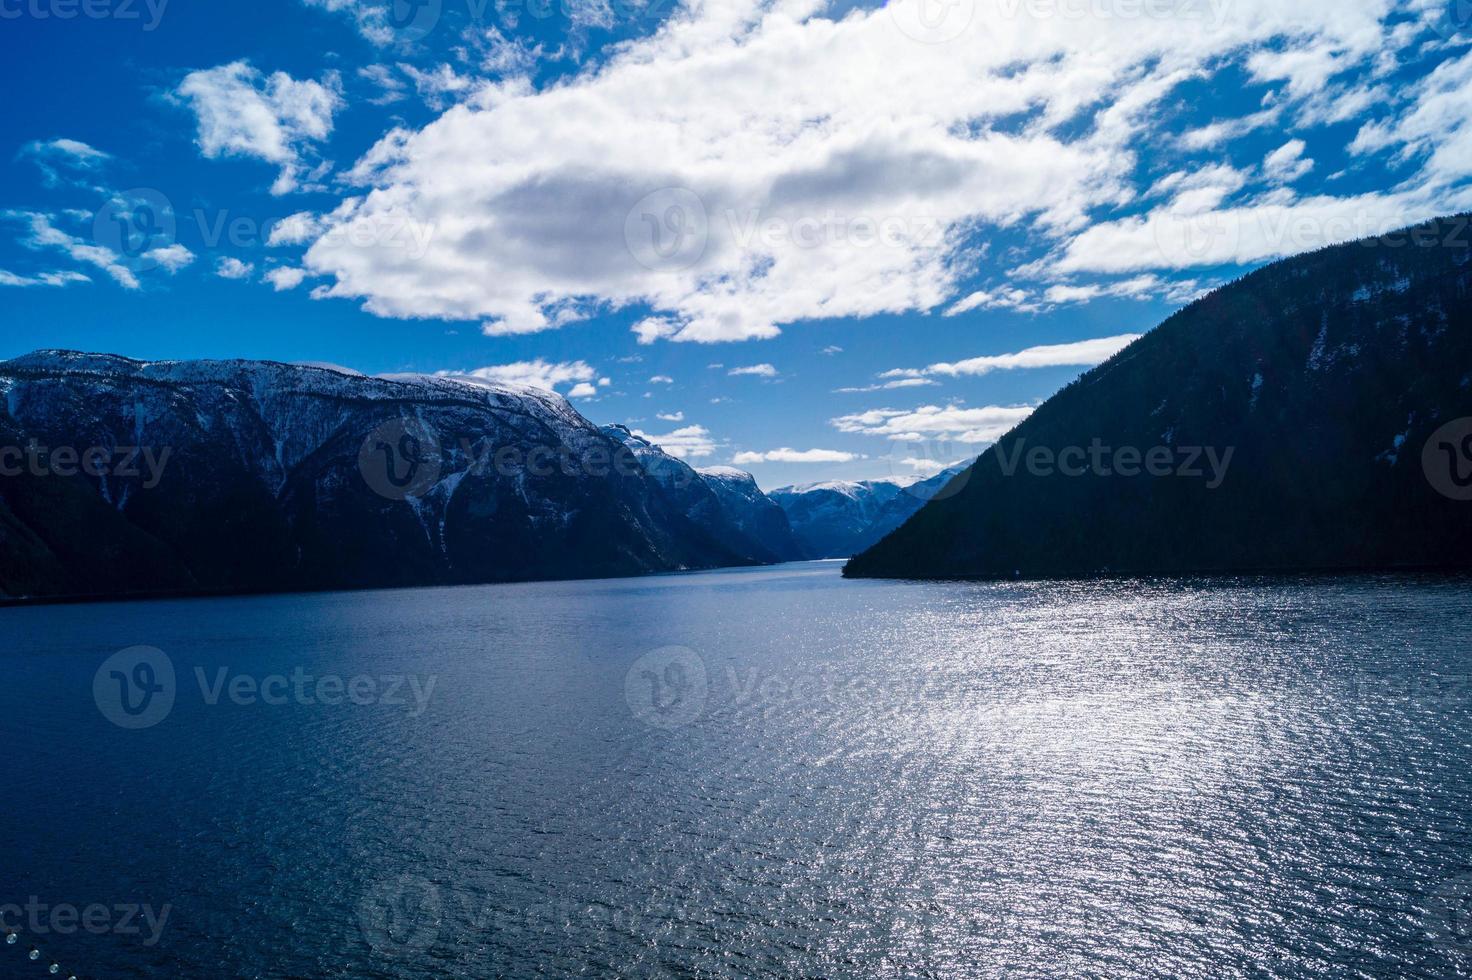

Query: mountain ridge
<box><xmin>846</xmin><ymin>213</ymin><xmax>1472</xmax><ymax>580</ymax></box>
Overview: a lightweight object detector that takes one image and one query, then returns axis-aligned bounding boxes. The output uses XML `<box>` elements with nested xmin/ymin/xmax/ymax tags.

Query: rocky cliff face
<box><xmin>0</xmin><ymin>351</ymin><xmax>758</xmax><ymax>600</ymax></box>
<box><xmin>600</xmin><ymin>425</ymin><xmax>802</xmax><ymax>564</ymax></box>
<box><xmin>695</xmin><ymin>465</ymin><xmax>806</xmax><ymax>562</ymax></box>
<box><xmin>847</xmin><ymin>214</ymin><xmax>1472</xmax><ymax>579</ymax></box>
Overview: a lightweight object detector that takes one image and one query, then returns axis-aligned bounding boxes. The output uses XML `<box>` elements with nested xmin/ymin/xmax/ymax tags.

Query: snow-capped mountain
<box><xmin>601</xmin><ymin>425</ymin><xmax>802</xmax><ymax>563</ymax></box>
<box><xmin>0</xmin><ymin>351</ymin><xmax>766</xmax><ymax>599</ymax></box>
<box><xmin>694</xmin><ymin>465</ymin><xmax>805</xmax><ymax>562</ymax></box>
<box><xmin>848</xmin><ymin>213</ymin><xmax>1472</xmax><ymax>579</ymax></box>
<box><xmin>768</xmin><ymin>466</ymin><xmax>969</xmax><ymax>558</ymax></box>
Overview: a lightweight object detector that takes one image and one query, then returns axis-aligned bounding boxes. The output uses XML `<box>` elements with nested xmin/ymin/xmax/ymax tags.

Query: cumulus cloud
<box><xmin>143</xmin><ymin>244</ymin><xmax>195</xmax><ymax>273</ymax></box>
<box><xmin>1263</xmin><ymin>140</ymin><xmax>1314</xmax><ymax>183</ymax></box>
<box><xmin>630</xmin><ymin>424</ymin><xmax>716</xmax><ymax>459</ymax></box>
<box><xmin>732</xmin><ymin>447</ymin><xmax>862</xmax><ymax>464</ymax></box>
<box><xmin>215</xmin><ymin>257</ymin><xmax>255</xmax><ymax>279</ymax></box>
<box><xmin>175</xmin><ymin>61</ymin><xmax>343</xmax><ymax>195</ymax></box>
<box><xmin>264</xmin><ymin>266</ymin><xmax>308</xmax><ymax>290</ymax></box>
<box><xmin>285</xmin><ymin>0</ymin><xmax>1471</xmax><ymax>341</ymax></box>
<box><xmin>656</xmin><ymin>411</ymin><xmax>685</xmax><ymax>421</ymax></box>
<box><xmin>298</xmin><ymin>0</ymin><xmax>1447</xmax><ymax>341</ymax></box>
<box><xmin>832</xmin><ymin>404</ymin><xmax>1036</xmax><ymax>444</ymax></box>
<box><xmin>267</xmin><ymin>211</ymin><xmax>324</xmax><ymax>246</ymax></box>
<box><xmin>649</xmin><ymin>374</ymin><xmax>675</xmax><ymax>384</ymax></box>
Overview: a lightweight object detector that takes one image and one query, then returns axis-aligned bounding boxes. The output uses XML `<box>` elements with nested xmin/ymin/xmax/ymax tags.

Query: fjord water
<box><xmin>3</xmin><ymin>562</ymin><xmax>1471</xmax><ymax>977</ymax></box>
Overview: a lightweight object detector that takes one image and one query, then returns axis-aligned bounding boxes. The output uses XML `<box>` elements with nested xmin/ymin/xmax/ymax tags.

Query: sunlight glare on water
<box><xmin>1</xmin><ymin>562</ymin><xmax>1470</xmax><ymax>977</ymax></box>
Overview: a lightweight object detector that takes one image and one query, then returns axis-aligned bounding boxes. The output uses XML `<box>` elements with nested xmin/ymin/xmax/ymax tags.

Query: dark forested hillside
<box><xmin>846</xmin><ymin>214</ymin><xmax>1472</xmax><ymax>580</ymax></box>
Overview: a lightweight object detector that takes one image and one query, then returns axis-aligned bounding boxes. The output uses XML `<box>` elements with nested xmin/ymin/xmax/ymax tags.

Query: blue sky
<box><xmin>2</xmin><ymin>0</ymin><xmax>1470</xmax><ymax>490</ymax></box>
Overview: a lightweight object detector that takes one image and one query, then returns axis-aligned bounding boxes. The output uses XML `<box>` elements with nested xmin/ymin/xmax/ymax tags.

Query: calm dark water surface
<box><xmin>3</xmin><ymin>562</ymin><xmax>1471</xmax><ymax>977</ymax></box>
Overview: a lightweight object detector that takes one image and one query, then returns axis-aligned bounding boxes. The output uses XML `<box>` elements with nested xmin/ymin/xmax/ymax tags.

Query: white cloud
<box><xmin>898</xmin><ymin>456</ymin><xmax>968</xmax><ymax>477</ymax></box>
<box><xmin>358</xmin><ymin>64</ymin><xmax>406</xmax><ymax>105</ymax></box>
<box><xmin>631</xmin><ymin>317</ymin><xmax>678</xmax><ymax>344</ymax></box>
<box><xmin>265</xmin><ymin>266</ymin><xmax>308</xmax><ymax>291</ymax></box>
<box><xmin>820</xmin><ymin>345</ymin><xmax>843</xmax><ymax>355</ymax></box>
<box><xmin>649</xmin><ymin>374</ymin><xmax>675</xmax><ymax>384</ymax></box>
<box><xmin>1263</xmin><ymin>140</ymin><xmax>1315</xmax><ymax>183</ymax></box>
<box><xmin>728</xmin><ymin>364</ymin><xmax>777</xmax><ymax>378</ymax></box>
<box><xmin>835</xmin><ymin>378</ymin><xmax>938</xmax><ymax>393</ymax></box>
<box><xmin>20</xmin><ymin>138</ymin><xmax>111</xmax><ymax>187</ymax></box>
<box><xmin>0</xmin><ymin>268</ymin><xmax>90</xmax><ymax>288</ymax></box>
<box><xmin>267</xmin><ymin>211</ymin><xmax>324</xmax><ymax>246</ymax></box>
<box><xmin>215</xmin><ymin>256</ymin><xmax>255</xmax><ymax>279</ymax></box>
<box><xmin>1349</xmin><ymin>48</ymin><xmax>1472</xmax><ymax>188</ymax></box>
<box><xmin>144</xmin><ymin>244</ymin><xmax>196</xmax><ymax>273</ymax></box>
<box><xmin>280</xmin><ymin>0</ymin><xmax>1472</xmax><ymax>339</ymax></box>
<box><xmin>175</xmin><ymin>61</ymin><xmax>343</xmax><ymax>195</ymax></box>
<box><xmin>1179</xmin><ymin>108</ymin><xmax>1281</xmax><ymax>150</ymax></box>
<box><xmin>656</xmin><ymin>411</ymin><xmax>685</xmax><ymax>421</ymax></box>
<box><xmin>630</xmin><ymin>424</ymin><xmax>716</xmax><ymax>459</ymax></box>
<box><xmin>299</xmin><ymin>0</ymin><xmax>1430</xmax><ymax>340</ymax></box>
<box><xmin>398</xmin><ymin>63</ymin><xmax>475</xmax><ymax>110</ymax></box>
<box><xmin>1046</xmin><ymin>188</ymin><xmax>1472</xmax><ymax>274</ymax></box>
<box><xmin>15</xmin><ymin>211</ymin><xmax>138</xmax><ymax>288</ymax></box>
<box><xmin>440</xmin><ymin>359</ymin><xmax>599</xmax><ymax>394</ymax></box>
<box><xmin>883</xmin><ymin>334</ymin><xmax>1142</xmax><ymax>380</ymax></box>
<box><xmin>732</xmin><ymin>447</ymin><xmax>862</xmax><ymax>464</ymax></box>
<box><xmin>945</xmin><ymin>288</ymin><xmax>1035</xmax><ymax>315</ymax></box>
<box><xmin>832</xmin><ymin>404</ymin><xmax>1036</xmax><ymax>444</ymax></box>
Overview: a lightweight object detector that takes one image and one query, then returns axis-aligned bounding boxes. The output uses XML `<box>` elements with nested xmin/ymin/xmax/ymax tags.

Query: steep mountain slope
<box><xmin>846</xmin><ymin>214</ymin><xmax>1472</xmax><ymax>579</ymax></box>
<box><xmin>695</xmin><ymin>466</ymin><xmax>805</xmax><ymax>561</ymax></box>
<box><xmin>0</xmin><ymin>352</ymin><xmax>752</xmax><ymax>600</ymax></box>
<box><xmin>601</xmin><ymin>425</ymin><xmax>800</xmax><ymax>563</ymax></box>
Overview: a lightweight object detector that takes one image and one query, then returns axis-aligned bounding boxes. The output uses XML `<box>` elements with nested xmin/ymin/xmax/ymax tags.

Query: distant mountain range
<box><xmin>0</xmin><ymin>351</ymin><xmax>944</xmax><ymax>600</ymax></box>
<box><xmin>0</xmin><ymin>352</ymin><xmax>809</xmax><ymax>601</ymax></box>
<box><xmin>847</xmin><ymin>214</ymin><xmax>1472</xmax><ymax>580</ymax></box>
<box><xmin>770</xmin><ymin>467</ymin><xmax>967</xmax><ymax>559</ymax></box>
